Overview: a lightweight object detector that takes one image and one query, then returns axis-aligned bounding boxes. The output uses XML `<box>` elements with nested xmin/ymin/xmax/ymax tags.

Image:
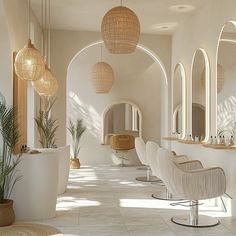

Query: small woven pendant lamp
<box><xmin>91</xmin><ymin>61</ymin><xmax>114</xmax><ymax>93</ymax></box>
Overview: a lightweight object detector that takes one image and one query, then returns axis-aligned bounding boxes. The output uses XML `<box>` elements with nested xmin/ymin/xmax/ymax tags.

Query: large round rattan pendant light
<box><xmin>32</xmin><ymin>0</ymin><xmax>58</xmax><ymax>96</ymax></box>
<box><xmin>101</xmin><ymin>1</ymin><xmax>140</xmax><ymax>54</ymax></box>
<box><xmin>15</xmin><ymin>0</ymin><xmax>45</xmax><ymax>81</ymax></box>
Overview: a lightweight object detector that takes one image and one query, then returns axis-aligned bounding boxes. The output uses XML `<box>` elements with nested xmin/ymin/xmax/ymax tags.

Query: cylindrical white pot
<box><xmin>12</xmin><ymin>151</ymin><xmax>59</xmax><ymax>220</ymax></box>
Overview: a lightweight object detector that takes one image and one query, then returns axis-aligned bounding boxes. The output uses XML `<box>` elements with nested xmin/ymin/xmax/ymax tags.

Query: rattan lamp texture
<box><xmin>15</xmin><ymin>39</ymin><xmax>45</xmax><ymax>81</ymax></box>
<box><xmin>91</xmin><ymin>62</ymin><xmax>114</xmax><ymax>93</ymax></box>
<box><xmin>101</xmin><ymin>6</ymin><xmax>140</xmax><ymax>54</ymax></box>
<box><xmin>32</xmin><ymin>66</ymin><xmax>58</xmax><ymax>96</ymax></box>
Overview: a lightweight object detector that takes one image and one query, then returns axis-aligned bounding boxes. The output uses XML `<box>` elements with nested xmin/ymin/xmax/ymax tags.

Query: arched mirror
<box><xmin>191</xmin><ymin>49</ymin><xmax>209</xmax><ymax>141</ymax></box>
<box><xmin>172</xmin><ymin>63</ymin><xmax>185</xmax><ymax>138</ymax></box>
<box><xmin>217</xmin><ymin>21</ymin><xmax>236</xmax><ymax>138</ymax></box>
<box><xmin>102</xmin><ymin>101</ymin><xmax>142</xmax><ymax>144</ymax></box>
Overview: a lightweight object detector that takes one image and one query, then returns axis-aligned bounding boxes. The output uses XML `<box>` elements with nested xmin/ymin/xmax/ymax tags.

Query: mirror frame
<box><xmin>215</xmin><ymin>20</ymin><xmax>236</xmax><ymax>135</ymax></box>
<box><xmin>172</xmin><ymin>63</ymin><xmax>186</xmax><ymax>139</ymax></box>
<box><xmin>190</xmin><ymin>48</ymin><xmax>210</xmax><ymax>142</ymax></box>
<box><xmin>101</xmin><ymin>100</ymin><xmax>142</xmax><ymax>144</ymax></box>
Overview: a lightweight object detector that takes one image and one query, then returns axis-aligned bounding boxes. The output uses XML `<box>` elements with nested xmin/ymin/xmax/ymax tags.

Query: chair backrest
<box><xmin>146</xmin><ymin>141</ymin><xmax>160</xmax><ymax>177</ymax></box>
<box><xmin>157</xmin><ymin>147</ymin><xmax>226</xmax><ymax>200</ymax></box>
<box><xmin>110</xmin><ymin>134</ymin><xmax>134</xmax><ymax>150</ymax></box>
<box><xmin>157</xmin><ymin>147</ymin><xmax>183</xmax><ymax>196</ymax></box>
<box><xmin>135</xmin><ymin>137</ymin><xmax>147</xmax><ymax>165</ymax></box>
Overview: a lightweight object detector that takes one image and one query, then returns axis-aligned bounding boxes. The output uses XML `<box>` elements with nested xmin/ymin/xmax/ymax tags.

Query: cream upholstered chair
<box><xmin>157</xmin><ymin>147</ymin><xmax>226</xmax><ymax>227</ymax></box>
<box><xmin>146</xmin><ymin>141</ymin><xmax>188</xmax><ymax>200</ymax></box>
<box><xmin>134</xmin><ymin>137</ymin><xmax>158</xmax><ymax>182</ymax></box>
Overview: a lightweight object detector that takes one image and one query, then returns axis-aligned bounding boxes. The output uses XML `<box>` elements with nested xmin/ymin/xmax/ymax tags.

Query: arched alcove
<box><xmin>101</xmin><ymin>100</ymin><xmax>142</xmax><ymax>144</ymax></box>
<box><xmin>66</xmin><ymin>41</ymin><xmax>168</xmax><ymax>165</ymax></box>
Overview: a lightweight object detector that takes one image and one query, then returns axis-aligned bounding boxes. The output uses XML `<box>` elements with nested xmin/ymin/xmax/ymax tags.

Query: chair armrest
<box><xmin>173</xmin><ymin>155</ymin><xmax>188</xmax><ymax>164</ymax></box>
<box><xmin>181</xmin><ymin>167</ymin><xmax>226</xmax><ymax>200</ymax></box>
<box><xmin>178</xmin><ymin>160</ymin><xmax>203</xmax><ymax>171</ymax></box>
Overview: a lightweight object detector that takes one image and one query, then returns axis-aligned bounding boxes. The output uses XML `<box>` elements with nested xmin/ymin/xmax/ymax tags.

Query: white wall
<box><xmin>0</xmin><ymin>1</ymin><xmax>11</xmax><ymax>104</ymax></box>
<box><xmin>171</xmin><ymin>0</ymin><xmax>236</xmax><ymax>215</ymax></box>
<box><xmin>67</xmin><ymin>42</ymin><xmax>165</xmax><ymax>165</ymax></box>
<box><xmin>2</xmin><ymin>0</ymin><xmax>42</xmax><ymax>147</ymax></box>
<box><xmin>50</xmin><ymin>29</ymin><xmax>172</xmax><ymax>153</ymax></box>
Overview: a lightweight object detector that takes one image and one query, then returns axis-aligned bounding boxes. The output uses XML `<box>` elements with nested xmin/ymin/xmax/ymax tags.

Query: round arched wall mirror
<box><xmin>172</xmin><ymin>63</ymin><xmax>186</xmax><ymax>138</ymax></box>
<box><xmin>217</xmin><ymin>21</ymin><xmax>236</xmax><ymax>137</ymax></box>
<box><xmin>191</xmin><ymin>49</ymin><xmax>210</xmax><ymax>141</ymax></box>
<box><xmin>102</xmin><ymin>101</ymin><xmax>142</xmax><ymax>144</ymax></box>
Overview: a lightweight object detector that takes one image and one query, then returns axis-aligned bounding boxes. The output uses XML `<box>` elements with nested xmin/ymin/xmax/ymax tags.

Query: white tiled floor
<box><xmin>33</xmin><ymin>165</ymin><xmax>236</xmax><ymax>235</ymax></box>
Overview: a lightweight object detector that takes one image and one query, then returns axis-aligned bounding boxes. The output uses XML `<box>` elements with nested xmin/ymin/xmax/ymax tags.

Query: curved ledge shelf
<box><xmin>178</xmin><ymin>140</ymin><xmax>202</xmax><ymax>144</ymax></box>
<box><xmin>162</xmin><ymin>137</ymin><xmax>179</xmax><ymax>141</ymax></box>
<box><xmin>202</xmin><ymin>143</ymin><xmax>236</xmax><ymax>150</ymax></box>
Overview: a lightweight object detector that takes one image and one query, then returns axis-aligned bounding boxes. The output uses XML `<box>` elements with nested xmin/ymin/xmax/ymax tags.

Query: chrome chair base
<box><xmin>152</xmin><ymin>192</ymin><xmax>183</xmax><ymax>201</ymax></box>
<box><xmin>136</xmin><ymin>176</ymin><xmax>160</xmax><ymax>182</ymax></box>
<box><xmin>171</xmin><ymin>214</ymin><xmax>220</xmax><ymax>228</ymax></box>
<box><xmin>136</xmin><ymin>166</ymin><xmax>148</xmax><ymax>170</ymax></box>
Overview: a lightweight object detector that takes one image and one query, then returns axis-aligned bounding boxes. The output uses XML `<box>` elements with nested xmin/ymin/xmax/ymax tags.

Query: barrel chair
<box><xmin>134</xmin><ymin>137</ymin><xmax>159</xmax><ymax>182</ymax></box>
<box><xmin>157</xmin><ymin>147</ymin><xmax>226</xmax><ymax>227</ymax></box>
<box><xmin>146</xmin><ymin>141</ymin><xmax>188</xmax><ymax>201</ymax></box>
<box><xmin>110</xmin><ymin>134</ymin><xmax>134</xmax><ymax>167</ymax></box>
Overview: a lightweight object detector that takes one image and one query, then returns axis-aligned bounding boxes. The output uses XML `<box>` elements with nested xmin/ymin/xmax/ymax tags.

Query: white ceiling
<box><xmin>31</xmin><ymin>0</ymin><xmax>208</xmax><ymax>35</ymax></box>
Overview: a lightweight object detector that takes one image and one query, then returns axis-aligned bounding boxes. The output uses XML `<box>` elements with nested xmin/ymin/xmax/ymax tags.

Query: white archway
<box><xmin>67</xmin><ymin>40</ymin><xmax>169</xmax><ymax>144</ymax></box>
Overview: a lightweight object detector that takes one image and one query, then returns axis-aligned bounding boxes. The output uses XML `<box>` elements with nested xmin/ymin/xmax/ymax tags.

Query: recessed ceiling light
<box><xmin>169</xmin><ymin>4</ymin><xmax>195</xmax><ymax>13</ymax></box>
<box><xmin>150</xmin><ymin>22</ymin><xmax>178</xmax><ymax>31</ymax></box>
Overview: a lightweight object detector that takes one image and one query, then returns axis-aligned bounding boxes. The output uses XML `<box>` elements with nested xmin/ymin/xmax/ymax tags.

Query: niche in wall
<box><xmin>191</xmin><ymin>49</ymin><xmax>209</xmax><ymax>140</ymax></box>
<box><xmin>217</xmin><ymin>21</ymin><xmax>236</xmax><ymax>137</ymax></box>
<box><xmin>102</xmin><ymin>101</ymin><xmax>142</xmax><ymax>144</ymax></box>
<box><xmin>172</xmin><ymin>63</ymin><xmax>185</xmax><ymax>138</ymax></box>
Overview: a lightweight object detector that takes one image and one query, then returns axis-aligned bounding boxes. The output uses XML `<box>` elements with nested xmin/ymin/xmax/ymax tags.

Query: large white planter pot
<box><xmin>12</xmin><ymin>151</ymin><xmax>59</xmax><ymax>220</ymax></box>
<box><xmin>56</xmin><ymin>145</ymin><xmax>70</xmax><ymax>194</ymax></box>
<box><xmin>36</xmin><ymin>146</ymin><xmax>70</xmax><ymax>195</ymax></box>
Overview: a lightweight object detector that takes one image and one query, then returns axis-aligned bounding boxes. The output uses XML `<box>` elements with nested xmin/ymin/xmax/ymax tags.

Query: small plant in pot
<box><xmin>0</xmin><ymin>94</ymin><xmax>21</xmax><ymax>226</ymax></box>
<box><xmin>67</xmin><ymin>119</ymin><xmax>86</xmax><ymax>169</ymax></box>
<box><xmin>35</xmin><ymin>97</ymin><xmax>58</xmax><ymax>148</ymax></box>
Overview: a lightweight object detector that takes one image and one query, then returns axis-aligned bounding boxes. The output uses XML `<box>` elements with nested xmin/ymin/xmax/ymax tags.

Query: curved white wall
<box><xmin>50</xmin><ymin>30</ymin><xmax>172</xmax><ymax>152</ymax></box>
<box><xmin>67</xmin><ymin>43</ymin><xmax>165</xmax><ymax>165</ymax></box>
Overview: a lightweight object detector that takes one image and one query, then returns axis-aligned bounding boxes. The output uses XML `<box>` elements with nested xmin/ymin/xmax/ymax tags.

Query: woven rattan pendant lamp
<box><xmin>32</xmin><ymin>0</ymin><xmax>58</xmax><ymax>96</ymax></box>
<box><xmin>15</xmin><ymin>0</ymin><xmax>45</xmax><ymax>81</ymax></box>
<box><xmin>101</xmin><ymin>0</ymin><xmax>140</xmax><ymax>54</ymax></box>
<box><xmin>91</xmin><ymin>45</ymin><xmax>114</xmax><ymax>93</ymax></box>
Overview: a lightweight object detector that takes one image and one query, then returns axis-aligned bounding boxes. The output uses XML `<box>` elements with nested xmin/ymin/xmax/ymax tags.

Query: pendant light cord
<box><xmin>28</xmin><ymin>0</ymin><xmax>31</xmax><ymax>39</ymax></box>
<box><xmin>48</xmin><ymin>0</ymin><xmax>51</xmax><ymax>68</ymax></box>
<box><xmin>44</xmin><ymin>0</ymin><xmax>47</xmax><ymax>64</ymax></box>
<box><xmin>101</xmin><ymin>44</ymin><xmax>103</xmax><ymax>61</ymax></box>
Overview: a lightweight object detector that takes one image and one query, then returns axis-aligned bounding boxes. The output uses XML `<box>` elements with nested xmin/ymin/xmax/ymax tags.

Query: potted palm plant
<box><xmin>34</xmin><ymin>97</ymin><xmax>58</xmax><ymax>148</ymax></box>
<box><xmin>67</xmin><ymin>119</ymin><xmax>86</xmax><ymax>169</ymax></box>
<box><xmin>0</xmin><ymin>94</ymin><xmax>21</xmax><ymax>226</ymax></box>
